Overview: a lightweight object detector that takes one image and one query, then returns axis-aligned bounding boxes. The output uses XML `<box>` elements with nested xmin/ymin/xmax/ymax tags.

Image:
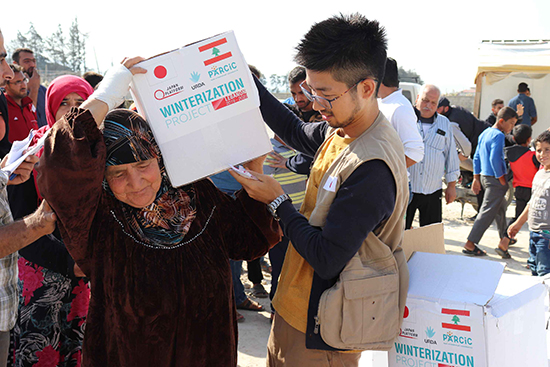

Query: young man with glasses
<box><xmin>230</xmin><ymin>13</ymin><xmax>409</xmax><ymax>366</ymax></box>
<box><xmin>3</xmin><ymin>64</ymin><xmax>38</xmax><ymax>144</ymax></box>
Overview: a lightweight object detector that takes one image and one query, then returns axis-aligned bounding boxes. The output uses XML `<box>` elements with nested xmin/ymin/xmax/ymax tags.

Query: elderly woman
<box><xmin>36</xmin><ymin>58</ymin><xmax>280</xmax><ymax>366</ymax></box>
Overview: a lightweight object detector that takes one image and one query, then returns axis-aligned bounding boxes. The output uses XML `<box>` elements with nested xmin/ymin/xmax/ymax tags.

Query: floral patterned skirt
<box><xmin>8</xmin><ymin>257</ymin><xmax>90</xmax><ymax>367</ymax></box>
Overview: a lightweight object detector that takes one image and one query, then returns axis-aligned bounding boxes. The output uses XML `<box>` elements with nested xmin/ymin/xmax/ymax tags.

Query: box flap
<box><xmin>487</xmin><ymin>273</ymin><xmax>548</xmax><ymax>318</ymax></box>
<box><xmin>402</xmin><ymin>223</ymin><xmax>445</xmax><ymax>260</ymax></box>
<box><xmin>408</xmin><ymin>252</ymin><xmax>505</xmax><ymax>305</ymax></box>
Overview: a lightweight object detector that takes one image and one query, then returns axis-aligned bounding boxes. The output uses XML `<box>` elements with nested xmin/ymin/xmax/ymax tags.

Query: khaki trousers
<box><xmin>267</xmin><ymin>313</ymin><xmax>361</xmax><ymax>367</ymax></box>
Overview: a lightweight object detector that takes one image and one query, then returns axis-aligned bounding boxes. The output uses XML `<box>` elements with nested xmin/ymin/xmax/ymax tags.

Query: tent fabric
<box><xmin>474</xmin><ymin>42</ymin><xmax>550</xmax><ymax>118</ymax></box>
<box><xmin>476</xmin><ymin>69</ymin><xmax>550</xmax><ymax>86</ymax></box>
<box><xmin>475</xmin><ymin>42</ymin><xmax>550</xmax><ymax>84</ymax></box>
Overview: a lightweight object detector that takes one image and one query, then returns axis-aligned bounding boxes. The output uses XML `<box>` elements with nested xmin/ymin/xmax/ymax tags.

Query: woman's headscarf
<box><xmin>45</xmin><ymin>75</ymin><xmax>94</xmax><ymax>127</ymax></box>
<box><xmin>103</xmin><ymin>109</ymin><xmax>196</xmax><ymax>246</ymax></box>
<box><xmin>34</xmin><ymin>75</ymin><xmax>94</xmax><ymax>200</ymax></box>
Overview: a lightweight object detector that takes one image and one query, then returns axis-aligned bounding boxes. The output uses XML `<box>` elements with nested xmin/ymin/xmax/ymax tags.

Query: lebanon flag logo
<box><xmin>199</xmin><ymin>38</ymin><xmax>232</xmax><ymax>66</ymax></box>
<box><xmin>441</xmin><ymin>308</ymin><xmax>471</xmax><ymax>332</ymax></box>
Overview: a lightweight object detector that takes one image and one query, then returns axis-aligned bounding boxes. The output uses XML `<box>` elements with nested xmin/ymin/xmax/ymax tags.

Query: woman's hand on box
<box><xmin>121</xmin><ymin>57</ymin><xmax>147</xmax><ymax>76</ymax></box>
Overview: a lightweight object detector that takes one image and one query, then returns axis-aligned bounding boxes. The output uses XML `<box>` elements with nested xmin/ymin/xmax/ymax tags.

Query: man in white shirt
<box><xmin>378</xmin><ymin>58</ymin><xmax>424</xmax><ymax>168</ymax></box>
<box><xmin>406</xmin><ymin>84</ymin><xmax>460</xmax><ymax>228</ymax></box>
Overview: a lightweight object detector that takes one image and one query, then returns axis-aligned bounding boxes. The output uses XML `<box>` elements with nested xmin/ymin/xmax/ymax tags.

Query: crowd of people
<box><xmin>0</xmin><ymin>11</ymin><xmax>547</xmax><ymax>367</ymax></box>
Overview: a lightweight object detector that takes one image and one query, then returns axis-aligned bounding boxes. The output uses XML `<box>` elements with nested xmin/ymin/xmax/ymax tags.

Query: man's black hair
<box><xmin>9</xmin><ymin>64</ymin><xmax>23</xmax><ymax>74</ymax></box>
<box><xmin>382</xmin><ymin>57</ymin><xmax>398</xmax><ymax>88</ymax></box>
<box><xmin>294</xmin><ymin>13</ymin><xmax>387</xmax><ymax>89</ymax></box>
<box><xmin>535</xmin><ymin>130</ymin><xmax>550</xmax><ymax>147</ymax></box>
<box><xmin>491</xmin><ymin>98</ymin><xmax>504</xmax><ymax>108</ymax></box>
<box><xmin>518</xmin><ymin>82</ymin><xmax>529</xmax><ymax>93</ymax></box>
<box><xmin>82</xmin><ymin>71</ymin><xmax>104</xmax><ymax>90</ymax></box>
<box><xmin>497</xmin><ymin>106</ymin><xmax>518</xmax><ymax>121</ymax></box>
<box><xmin>438</xmin><ymin>97</ymin><xmax>450</xmax><ymax>108</ymax></box>
<box><xmin>288</xmin><ymin>66</ymin><xmax>306</xmax><ymax>85</ymax></box>
<box><xmin>248</xmin><ymin>64</ymin><xmax>262</xmax><ymax>79</ymax></box>
<box><xmin>512</xmin><ymin>124</ymin><xmax>532</xmax><ymax>145</ymax></box>
<box><xmin>12</xmin><ymin>48</ymin><xmax>34</xmax><ymax>64</ymax></box>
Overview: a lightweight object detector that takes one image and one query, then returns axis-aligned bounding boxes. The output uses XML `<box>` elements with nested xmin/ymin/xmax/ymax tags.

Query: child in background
<box><xmin>502</xmin><ymin>124</ymin><xmax>539</xmax><ymax>249</ymax></box>
<box><xmin>508</xmin><ymin>130</ymin><xmax>550</xmax><ymax>276</ymax></box>
<box><xmin>462</xmin><ymin>107</ymin><xmax>518</xmax><ymax>256</ymax></box>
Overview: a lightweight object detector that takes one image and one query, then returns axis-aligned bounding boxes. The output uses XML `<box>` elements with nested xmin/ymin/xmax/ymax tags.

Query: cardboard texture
<box><xmin>402</xmin><ymin>223</ymin><xmax>446</xmax><ymax>261</ymax></box>
<box><xmin>130</xmin><ymin>31</ymin><xmax>272</xmax><ymax>187</ymax></box>
<box><xmin>388</xmin><ymin>252</ymin><xmax>548</xmax><ymax>367</ymax></box>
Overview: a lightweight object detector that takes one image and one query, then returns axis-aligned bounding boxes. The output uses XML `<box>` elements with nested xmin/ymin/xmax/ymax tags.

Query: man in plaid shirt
<box><xmin>0</xmin><ymin>29</ymin><xmax>57</xmax><ymax>367</ymax></box>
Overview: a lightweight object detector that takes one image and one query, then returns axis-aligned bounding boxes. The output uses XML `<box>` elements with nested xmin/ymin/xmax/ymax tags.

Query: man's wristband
<box><xmin>267</xmin><ymin>194</ymin><xmax>291</xmax><ymax>220</ymax></box>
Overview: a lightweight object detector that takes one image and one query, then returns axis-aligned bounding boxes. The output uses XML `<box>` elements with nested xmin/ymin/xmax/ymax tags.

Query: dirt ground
<box><xmin>236</xmin><ymin>200</ymin><xmax>533</xmax><ymax>367</ymax></box>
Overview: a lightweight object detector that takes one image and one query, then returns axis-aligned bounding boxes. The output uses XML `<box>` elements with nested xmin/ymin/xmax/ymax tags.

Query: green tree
<box><xmin>25</xmin><ymin>23</ymin><xmax>45</xmax><ymax>56</ymax></box>
<box><xmin>452</xmin><ymin>315</ymin><xmax>460</xmax><ymax>325</ymax></box>
<box><xmin>269</xmin><ymin>74</ymin><xmax>281</xmax><ymax>93</ymax></box>
<box><xmin>67</xmin><ymin>18</ymin><xmax>87</xmax><ymax>74</ymax></box>
<box><xmin>398</xmin><ymin>66</ymin><xmax>423</xmax><ymax>84</ymax></box>
<box><xmin>212</xmin><ymin>47</ymin><xmax>220</xmax><ymax>57</ymax></box>
<box><xmin>46</xmin><ymin>25</ymin><xmax>68</xmax><ymax>67</ymax></box>
<box><xmin>9</xmin><ymin>30</ymin><xmax>28</xmax><ymax>55</ymax></box>
<box><xmin>8</xmin><ymin>24</ymin><xmax>48</xmax><ymax>65</ymax></box>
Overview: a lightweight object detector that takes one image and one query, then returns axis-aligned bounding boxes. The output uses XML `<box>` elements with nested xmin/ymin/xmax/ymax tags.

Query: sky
<box><xmin>2</xmin><ymin>0</ymin><xmax>550</xmax><ymax>93</ymax></box>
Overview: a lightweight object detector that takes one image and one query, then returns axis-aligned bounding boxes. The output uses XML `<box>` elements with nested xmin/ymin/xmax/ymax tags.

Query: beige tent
<box><xmin>474</xmin><ymin>40</ymin><xmax>550</xmax><ymax>137</ymax></box>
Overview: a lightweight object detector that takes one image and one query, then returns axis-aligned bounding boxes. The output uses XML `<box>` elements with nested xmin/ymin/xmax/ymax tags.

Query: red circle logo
<box><xmin>403</xmin><ymin>306</ymin><xmax>409</xmax><ymax>318</ymax></box>
<box><xmin>154</xmin><ymin>65</ymin><xmax>167</xmax><ymax>79</ymax></box>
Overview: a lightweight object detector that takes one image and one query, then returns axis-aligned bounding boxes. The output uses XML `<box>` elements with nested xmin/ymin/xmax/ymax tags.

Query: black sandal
<box><xmin>495</xmin><ymin>247</ymin><xmax>512</xmax><ymax>259</ymax></box>
<box><xmin>462</xmin><ymin>245</ymin><xmax>487</xmax><ymax>256</ymax></box>
<box><xmin>236</xmin><ymin>297</ymin><xmax>264</xmax><ymax>311</ymax></box>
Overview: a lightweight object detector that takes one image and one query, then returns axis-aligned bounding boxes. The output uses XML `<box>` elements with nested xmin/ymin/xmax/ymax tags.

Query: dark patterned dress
<box><xmin>36</xmin><ymin>108</ymin><xmax>281</xmax><ymax>367</ymax></box>
<box><xmin>12</xmin><ymin>257</ymin><xmax>89</xmax><ymax>367</ymax></box>
<box><xmin>6</xmin><ymin>179</ymin><xmax>89</xmax><ymax>367</ymax></box>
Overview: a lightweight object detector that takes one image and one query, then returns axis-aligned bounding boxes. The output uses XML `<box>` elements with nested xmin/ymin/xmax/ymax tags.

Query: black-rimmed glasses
<box><xmin>300</xmin><ymin>79</ymin><xmax>366</xmax><ymax>110</ymax></box>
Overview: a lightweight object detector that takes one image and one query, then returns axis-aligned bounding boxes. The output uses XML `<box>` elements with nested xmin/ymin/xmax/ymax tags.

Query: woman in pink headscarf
<box><xmin>44</xmin><ymin>75</ymin><xmax>94</xmax><ymax>127</ymax></box>
<box><xmin>10</xmin><ymin>75</ymin><xmax>93</xmax><ymax>367</ymax></box>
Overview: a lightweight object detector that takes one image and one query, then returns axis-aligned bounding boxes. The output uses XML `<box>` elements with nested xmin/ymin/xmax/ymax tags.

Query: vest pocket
<box><xmin>340</xmin><ymin>273</ymin><xmax>400</xmax><ymax>345</ymax></box>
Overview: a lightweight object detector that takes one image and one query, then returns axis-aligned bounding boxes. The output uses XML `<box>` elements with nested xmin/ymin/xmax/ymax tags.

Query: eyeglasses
<box><xmin>8</xmin><ymin>78</ymin><xmax>28</xmax><ymax>86</ymax></box>
<box><xmin>300</xmin><ymin>79</ymin><xmax>367</xmax><ymax>110</ymax></box>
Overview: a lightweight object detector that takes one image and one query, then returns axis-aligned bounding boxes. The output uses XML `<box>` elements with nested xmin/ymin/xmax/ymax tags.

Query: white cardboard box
<box><xmin>388</xmin><ymin>252</ymin><xmax>547</xmax><ymax>367</ymax></box>
<box><xmin>129</xmin><ymin>31</ymin><xmax>272</xmax><ymax>187</ymax></box>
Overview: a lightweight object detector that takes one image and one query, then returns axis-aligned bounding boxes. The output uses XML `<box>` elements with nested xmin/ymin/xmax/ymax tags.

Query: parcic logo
<box><xmin>208</xmin><ymin>62</ymin><xmax>238</xmax><ymax>79</ymax></box>
<box><xmin>423</xmin><ymin>326</ymin><xmax>437</xmax><ymax>345</ymax></box>
<box><xmin>443</xmin><ymin>331</ymin><xmax>473</xmax><ymax>348</ymax></box>
<box><xmin>190</xmin><ymin>72</ymin><xmax>201</xmax><ymax>83</ymax></box>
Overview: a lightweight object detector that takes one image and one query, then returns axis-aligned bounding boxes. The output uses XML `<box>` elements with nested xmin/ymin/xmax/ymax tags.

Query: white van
<box><xmin>399</xmin><ymin>82</ymin><xmax>422</xmax><ymax>105</ymax></box>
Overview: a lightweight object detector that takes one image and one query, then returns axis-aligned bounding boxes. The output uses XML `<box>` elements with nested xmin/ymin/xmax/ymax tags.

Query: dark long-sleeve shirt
<box><xmin>255</xmin><ymin>77</ymin><xmax>396</xmax><ymax>280</ymax></box>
